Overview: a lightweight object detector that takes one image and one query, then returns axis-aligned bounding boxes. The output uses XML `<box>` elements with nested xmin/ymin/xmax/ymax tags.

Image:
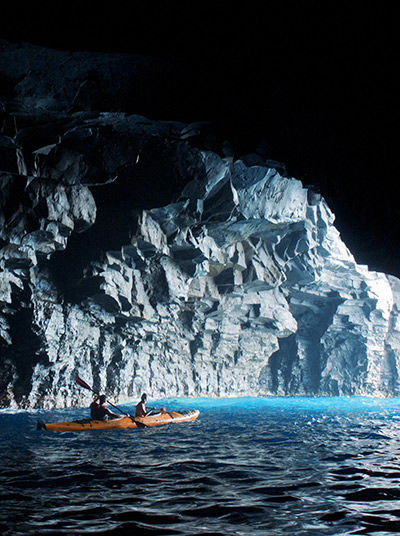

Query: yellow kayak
<box><xmin>37</xmin><ymin>410</ymin><xmax>200</xmax><ymax>432</ymax></box>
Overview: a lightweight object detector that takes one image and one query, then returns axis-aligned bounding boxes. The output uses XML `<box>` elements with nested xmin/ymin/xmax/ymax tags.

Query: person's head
<box><xmin>99</xmin><ymin>395</ymin><xmax>106</xmax><ymax>405</ymax></box>
<box><xmin>141</xmin><ymin>393</ymin><xmax>147</xmax><ymax>403</ymax></box>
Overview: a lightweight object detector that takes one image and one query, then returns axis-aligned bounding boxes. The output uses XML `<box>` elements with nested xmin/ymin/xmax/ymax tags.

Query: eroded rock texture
<box><xmin>1</xmin><ymin>41</ymin><xmax>399</xmax><ymax>408</ymax></box>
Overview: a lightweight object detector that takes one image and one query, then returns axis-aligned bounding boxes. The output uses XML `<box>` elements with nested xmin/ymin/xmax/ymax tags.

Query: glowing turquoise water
<box><xmin>2</xmin><ymin>396</ymin><xmax>400</xmax><ymax>535</ymax></box>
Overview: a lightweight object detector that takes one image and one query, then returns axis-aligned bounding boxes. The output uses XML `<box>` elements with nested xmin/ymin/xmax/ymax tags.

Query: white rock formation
<box><xmin>1</xmin><ymin>113</ymin><xmax>399</xmax><ymax>408</ymax></box>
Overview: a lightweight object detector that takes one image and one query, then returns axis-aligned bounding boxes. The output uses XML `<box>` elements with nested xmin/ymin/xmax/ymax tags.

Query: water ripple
<box><xmin>2</xmin><ymin>396</ymin><xmax>400</xmax><ymax>535</ymax></box>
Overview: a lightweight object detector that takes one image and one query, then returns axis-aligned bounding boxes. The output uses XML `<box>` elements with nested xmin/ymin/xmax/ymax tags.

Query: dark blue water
<box><xmin>2</xmin><ymin>397</ymin><xmax>400</xmax><ymax>535</ymax></box>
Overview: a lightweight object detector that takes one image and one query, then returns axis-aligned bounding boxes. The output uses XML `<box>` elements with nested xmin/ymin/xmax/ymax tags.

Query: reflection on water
<box><xmin>2</xmin><ymin>397</ymin><xmax>400</xmax><ymax>535</ymax></box>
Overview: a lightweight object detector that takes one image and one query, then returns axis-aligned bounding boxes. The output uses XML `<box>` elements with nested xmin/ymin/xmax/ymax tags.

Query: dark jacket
<box><xmin>90</xmin><ymin>401</ymin><xmax>112</xmax><ymax>420</ymax></box>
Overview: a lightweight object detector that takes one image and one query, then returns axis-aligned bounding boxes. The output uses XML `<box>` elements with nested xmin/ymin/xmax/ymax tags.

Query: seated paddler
<box><xmin>90</xmin><ymin>394</ymin><xmax>120</xmax><ymax>421</ymax></box>
<box><xmin>135</xmin><ymin>393</ymin><xmax>166</xmax><ymax>418</ymax></box>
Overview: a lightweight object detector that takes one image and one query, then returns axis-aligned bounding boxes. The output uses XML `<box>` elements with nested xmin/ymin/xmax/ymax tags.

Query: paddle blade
<box><xmin>75</xmin><ymin>376</ymin><xmax>93</xmax><ymax>391</ymax></box>
<box><xmin>129</xmin><ymin>416</ymin><xmax>147</xmax><ymax>428</ymax></box>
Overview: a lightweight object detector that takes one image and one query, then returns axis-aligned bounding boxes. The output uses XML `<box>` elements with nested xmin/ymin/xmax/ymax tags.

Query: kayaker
<box><xmin>90</xmin><ymin>394</ymin><xmax>119</xmax><ymax>421</ymax></box>
<box><xmin>135</xmin><ymin>393</ymin><xmax>159</xmax><ymax>417</ymax></box>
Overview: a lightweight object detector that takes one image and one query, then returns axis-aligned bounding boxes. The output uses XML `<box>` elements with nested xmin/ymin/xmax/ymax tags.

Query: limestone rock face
<box><xmin>1</xmin><ymin>42</ymin><xmax>400</xmax><ymax>408</ymax></box>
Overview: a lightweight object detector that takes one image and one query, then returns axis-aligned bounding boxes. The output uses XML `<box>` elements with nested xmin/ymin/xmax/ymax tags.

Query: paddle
<box><xmin>75</xmin><ymin>376</ymin><xmax>147</xmax><ymax>427</ymax></box>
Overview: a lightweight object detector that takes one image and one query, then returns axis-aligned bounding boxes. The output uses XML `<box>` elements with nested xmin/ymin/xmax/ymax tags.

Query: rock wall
<box><xmin>1</xmin><ymin>42</ymin><xmax>400</xmax><ymax>408</ymax></box>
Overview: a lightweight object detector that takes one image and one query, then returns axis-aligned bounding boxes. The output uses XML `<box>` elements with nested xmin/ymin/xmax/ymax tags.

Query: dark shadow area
<box><xmin>0</xmin><ymin>3</ymin><xmax>397</xmax><ymax>275</ymax></box>
<box><xmin>1</xmin><ymin>286</ymin><xmax>42</xmax><ymax>404</ymax></box>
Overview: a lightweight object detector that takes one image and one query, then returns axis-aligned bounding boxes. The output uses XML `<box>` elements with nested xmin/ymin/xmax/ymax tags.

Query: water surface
<box><xmin>2</xmin><ymin>396</ymin><xmax>400</xmax><ymax>535</ymax></box>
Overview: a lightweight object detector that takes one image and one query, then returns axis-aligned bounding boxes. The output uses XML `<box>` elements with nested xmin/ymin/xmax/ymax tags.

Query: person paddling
<box><xmin>90</xmin><ymin>394</ymin><xmax>120</xmax><ymax>421</ymax></box>
<box><xmin>135</xmin><ymin>393</ymin><xmax>165</xmax><ymax>417</ymax></box>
